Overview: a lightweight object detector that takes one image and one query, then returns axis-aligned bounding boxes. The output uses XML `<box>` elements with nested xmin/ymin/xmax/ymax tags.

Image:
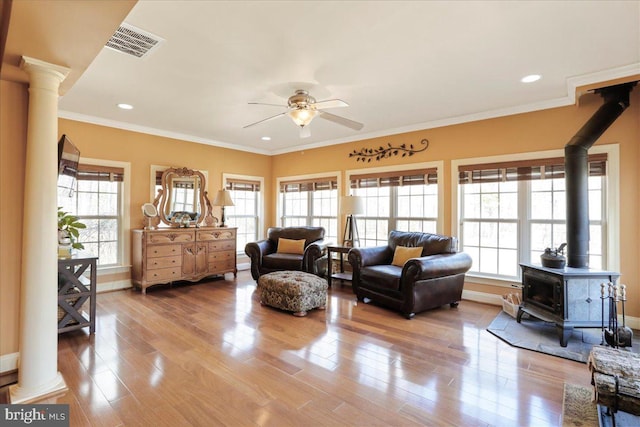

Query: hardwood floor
<box><xmin>43</xmin><ymin>271</ymin><xmax>590</xmax><ymax>426</ymax></box>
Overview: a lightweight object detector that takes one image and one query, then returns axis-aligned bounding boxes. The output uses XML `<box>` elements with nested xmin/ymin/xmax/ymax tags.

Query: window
<box><xmin>349</xmin><ymin>167</ymin><xmax>439</xmax><ymax>247</ymax></box>
<box><xmin>57</xmin><ymin>163</ymin><xmax>125</xmax><ymax>267</ymax></box>
<box><xmin>457</xmin><ymin>152</ymin><xmax>610</xmax><ymax>280</ymax></box>
<box><xmin>279</xmin><ymin>175</ymin><xmax>338</xmax><ymax>243</ymax></box>
<box><xmin>224</xmin><ymin>176</ymin><xmax>262</xmax><ymax>251</ymax></box>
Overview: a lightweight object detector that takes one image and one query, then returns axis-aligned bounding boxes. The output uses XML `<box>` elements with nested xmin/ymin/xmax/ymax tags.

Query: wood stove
<box><xmin>518</xmin><ymin>263</ymin><xmax>619</xmax><ymax>347</ymax></box>
<box><xmin>515</xmin><ymin>83</ymin><xmax>634</xmax><ymax>347</ymax></box>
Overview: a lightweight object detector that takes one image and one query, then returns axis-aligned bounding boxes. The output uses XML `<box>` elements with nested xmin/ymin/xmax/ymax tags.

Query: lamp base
<box><xmin>343</xmin><ymin>215</ymin><xmax>360</xmax><ymax>248</ymax></box>
<box><xmin>219</xmin><ymin>206</ymin><xmax>228</xmax><ymax>227</ymax></box>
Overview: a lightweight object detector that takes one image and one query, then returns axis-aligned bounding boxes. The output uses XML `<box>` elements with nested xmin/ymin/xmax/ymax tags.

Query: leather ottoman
<box><xmin>257</xmin><ymin>271</ymin><xmax>328</xmax><ymax>316</ymax></box>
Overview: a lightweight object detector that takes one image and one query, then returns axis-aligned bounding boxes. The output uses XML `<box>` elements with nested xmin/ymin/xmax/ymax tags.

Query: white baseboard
<box><xmin>623</xmin><ymin>315</ymin><xmax>640</xmax><ymax>330</ymax></box>
<box><xmin>237</xmin><ymin>262</ymin><xmax>250</xmax><ymax>271</ymax></box>
<box><xmin>97</xmin><ymin>279</ymin><xmax>132</xmax><ymax>293</ymax></box>
<box><xmin>462</xmin><ymin>289</ymin><xmax>503</xmax><ymax>306</ymax></box>
<box><xmin>462</xmin><ymin>289</ymin><xmax>640</xmax><ymax>329</ymax></box>
<box><xmin>0</xmin><ymin>352</ymin><xmax>19</xmax><ymax>374</ymax></box>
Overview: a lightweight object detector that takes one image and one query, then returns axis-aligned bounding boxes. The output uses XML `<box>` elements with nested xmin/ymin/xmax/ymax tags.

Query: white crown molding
<box><xmin>60</xmin><ymin>64</ymin><xmax>640</xmax><ymax>156</ymax></box>
<box><xmin>566</xmin><ymin>62</ymin><xmax>640</xmax><ymax>104</ymax></box>
<box><xmin>276</xmin><ymin>64</ymin><xmax>640</xmax><ymax>155</ymax></box>
<box><xmin>57</xmin><ymin>110</ymin><xmax>272</xmax><ymax>156</ymax></box>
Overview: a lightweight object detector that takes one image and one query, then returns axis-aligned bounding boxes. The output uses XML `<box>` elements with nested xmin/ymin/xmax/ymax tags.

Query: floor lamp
<box><xmin>213</xmin><ymin>189</ymin><xmax>234</xmax><ymax>227</ymax></box>
<box><xmin>341</xmin><ymin>195</ymin><xmax>364</xmax><ymax>247</ymax></box>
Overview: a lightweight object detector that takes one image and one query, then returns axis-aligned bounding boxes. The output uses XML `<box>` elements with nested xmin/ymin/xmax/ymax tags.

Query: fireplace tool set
<box><xmin>601</xmin><ymin>282</ymin><xmax>633</xmax><ymax>348</ymax></box>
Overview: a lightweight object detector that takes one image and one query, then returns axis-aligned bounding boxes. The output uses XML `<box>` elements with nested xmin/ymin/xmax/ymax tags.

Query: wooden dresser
<box><xmin>132</xmin><ymin>227</ymin><xmax>237</xmax><ymax>293</ymax></box>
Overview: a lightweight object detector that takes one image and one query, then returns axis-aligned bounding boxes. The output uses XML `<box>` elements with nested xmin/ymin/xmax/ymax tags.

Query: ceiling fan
<box><xmin>243</xmin><ymin>90</ymin><xmax>364</xmax><ymax>138</ymax></box>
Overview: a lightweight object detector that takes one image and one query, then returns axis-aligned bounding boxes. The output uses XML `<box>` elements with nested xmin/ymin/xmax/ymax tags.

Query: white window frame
<box><xmin>276</xmin><ymin>171</ymin><xmax>341</xmax><ymax>242</ymax></box>
<box><xmin>77</xmin><ymin>157</ymin><xmax>131</xmax><ymax>274</ymax></box>
<box><xmin>451</xmin><ymin>144</ymin><xmax>619</xmax><ymax>287</ymax></box>
<box><xmin>222</xmin><ymin>172</ymin><xmax>265</xmax><ymax>246</ymax></box>
<box><xmin>345</xmin><ymin>161</ymin><xmax>445</xmax><ymax>237</ymax></box>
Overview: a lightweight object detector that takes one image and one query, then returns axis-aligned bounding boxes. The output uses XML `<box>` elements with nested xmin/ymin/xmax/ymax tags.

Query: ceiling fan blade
<box><xmin>318</xmin><ymin>111</ymin><xmax>364</xmax><ymax>131</ymax></box>
<box><xmin>300</xmin><ymin>126</ymin><xmax>311</xmax><ymax>139</ymax></box>
<box><xmin>243</xmin><ymin>111</ymin><xmax>287</xmax><ymax>129</ymax></box>
<box><xmin>312</xmin><ymin>99</ymin><xmax>349</xmax><ymax>110</ymax></box>
<box><xmin>248</xmin><ymin>102</ymin><xmax>286</xmax><ymax>108</ymax></box>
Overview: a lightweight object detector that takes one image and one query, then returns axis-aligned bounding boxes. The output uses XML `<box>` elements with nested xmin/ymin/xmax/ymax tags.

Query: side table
<box><xmin>58</xmin><ymin>253</ymin><xmax>98</xmax><ymax>334</ymax></box>
<box><xmin>327</xmin><ymin>245</ymin><xmax>352</xmax><ymax>287</ymax></box>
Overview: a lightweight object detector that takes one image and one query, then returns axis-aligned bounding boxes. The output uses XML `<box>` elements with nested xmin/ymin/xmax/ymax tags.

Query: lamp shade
<box><xmin>212</xmin><ymin>189</ymin><xmax>234</xmax><ymax>207</ymax></box>
<box><xmin>288</xmin><ymin>108</ymin><xmax>318</xmax><ymax>127</ymax></box>
<box><xmin>340</xmin><ymin>195</ymin><xmax>363</xmax><ymax>215</ymax></box>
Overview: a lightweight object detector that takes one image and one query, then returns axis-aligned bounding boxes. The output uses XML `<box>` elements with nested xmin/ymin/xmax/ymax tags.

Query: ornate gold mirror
<box><xmin>157</xmin><ymin>167</ymin><xmax>209</xmax><ymax>227</ymax></box>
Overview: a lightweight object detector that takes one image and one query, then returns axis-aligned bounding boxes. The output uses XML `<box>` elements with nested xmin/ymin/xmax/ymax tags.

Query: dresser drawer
<box><xmin>147</xmin><ymin>231</ymin><xmax>194</xmax><ymax>244</ymax></box>
<box><xmin>209</xmin><ymin>260</ymin><xmax>235</xmax><ymax>273</ymax></box>
<box><xmin>147</xmin><ymin>244</ymin><xmax>181</xmax><ymax>258</ymax></box>
<box><xmin>197</xmin><ymin>229</ymin><xmax>236</xmax><ymax>241</ymax></box>
<box><xmin>147</xmin><ymin>266</ymin><xmax>181</xmax><ymax>282</ymax></box>
<box><xmin>208</xmin><ymin>240</ymin><xmax>235</xmax><ymax>252</ymax></box>
<box><xmin>208</xmin><ymin>250</ymin><xmax>234</xmax><ymax>263</ymax></box>
<box><xmin>147</xmin><ymin>255</ymin><xmax>181</xmax><ymax>270</ymax></box>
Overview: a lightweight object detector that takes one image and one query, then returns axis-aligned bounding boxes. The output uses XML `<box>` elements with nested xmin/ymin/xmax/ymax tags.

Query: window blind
<box><xmin>77</xmin><ymin>164</ymin><xmax>124</xmax><ymax>182</ymax></box>
<box><xmin>349</xmin><ymin>168</ymin><xmax>438</xmax><ymax>188</ymax></box>
<box><xmin>458</xmin><ymin>153</ymin><xmax>607</xmax><ymax>184</ymax></box>
<box><xmin>226</xmin><ymin>178</ymin><xmax>261</xmax><ymax>192</ymax></box>
<box><xmin>280</xmin><ymin>177</ymin><xmax>337</xmax><ymax>192</ymax></box>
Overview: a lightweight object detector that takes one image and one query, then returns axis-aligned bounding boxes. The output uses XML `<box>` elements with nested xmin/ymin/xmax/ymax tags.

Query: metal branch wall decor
<box><xmin>349</xmin><ymin>138</ymin><xmax>429</xmax><ymax>162</ymax></box>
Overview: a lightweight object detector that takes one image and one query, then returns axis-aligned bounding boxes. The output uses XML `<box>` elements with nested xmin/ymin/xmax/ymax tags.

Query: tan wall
<box><xmin>0</xmin><ymin>80</ymin><xmax>28</xmax><ymax>355</ymax></box>
<box><xmin>58</xmin><ymin>119</ymin><xmax>274</xmax><ymax>232</ymax></box>
<box><xmin>272</xmin><ymin>90</ymin><xmax>640</xmax><ymax>316</ymax></box>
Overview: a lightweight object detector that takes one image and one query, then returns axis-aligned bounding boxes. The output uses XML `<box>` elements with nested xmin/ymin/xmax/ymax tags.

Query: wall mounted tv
<box><xmin>57</xmin><ymin>134</ymin><xmax>80</xmax><ymax>192</ymax></box>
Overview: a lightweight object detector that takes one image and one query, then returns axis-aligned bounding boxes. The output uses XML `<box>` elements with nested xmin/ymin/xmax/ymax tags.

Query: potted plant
<box><xmin>58</xmin><ymin>207</ymin><xmax>86</xmax><ymax>250</ymax></box>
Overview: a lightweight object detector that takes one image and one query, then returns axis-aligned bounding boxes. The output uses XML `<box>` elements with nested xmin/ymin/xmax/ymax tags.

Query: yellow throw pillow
<box><xmin>391</xmin><ymin>246</ymin><xmax>423</xmax><ymax>267</ymax></box>
<box><xmin>277</xmin><ymin>238</ymin><xmax>306</xmax><ymax>255</ymax></box>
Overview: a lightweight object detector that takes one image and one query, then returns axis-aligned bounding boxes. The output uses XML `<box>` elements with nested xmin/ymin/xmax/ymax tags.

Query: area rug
<box><xmin>562</xmin><ymin>383</ymin><xmax>598</xmax><ymax>427</ymax></box>
<box><xmin>486</xmin><ymin>311</ymin><xmax>603</xmax><ymax>363</ymax></box>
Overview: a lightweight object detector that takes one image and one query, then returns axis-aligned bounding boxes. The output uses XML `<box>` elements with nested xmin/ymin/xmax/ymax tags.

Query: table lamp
<box><xmin>213</xmin><ymin>189</ymin><xmax>234</xmax><ymax>227</ymax></box>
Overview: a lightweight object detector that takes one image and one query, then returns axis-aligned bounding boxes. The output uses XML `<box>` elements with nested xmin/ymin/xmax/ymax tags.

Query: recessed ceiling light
<box><xmin>261</xmin><ymin>136</ymin><xmax>271</xmax><ymax>141</ymax></box>
<box><xmin>117</xmin><ymin>103</ymin><xmax>134</xmax><ymax>110</ymax></box>
<box><xmin>521</xmin><ymin>74</ymin><xmax>541</xmax><ymax>83</ymax></box>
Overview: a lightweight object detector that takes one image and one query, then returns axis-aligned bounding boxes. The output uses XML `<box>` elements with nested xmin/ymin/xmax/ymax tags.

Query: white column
<box><xmin>10</xmin><ymin>57</ymin><xmax>70</xmax><ymax>404</ymax></box>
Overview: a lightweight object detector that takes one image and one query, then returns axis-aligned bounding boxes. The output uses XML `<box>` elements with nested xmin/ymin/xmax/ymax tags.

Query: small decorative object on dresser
<box><xmin>141</xmin><ymin>202</ymin><xmax>158</xmax><ymax>230</ymax></box>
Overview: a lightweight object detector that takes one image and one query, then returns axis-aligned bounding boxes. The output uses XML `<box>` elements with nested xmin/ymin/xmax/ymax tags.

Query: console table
<box><xmin>58</xmin><ymin>253</ymin><xmax>97</xmax><ymax>334</ymax></box>
<box><xmin>327</xmin><ymin>245</ymin><xmax>352</xmax><ymax>287</ymax></box>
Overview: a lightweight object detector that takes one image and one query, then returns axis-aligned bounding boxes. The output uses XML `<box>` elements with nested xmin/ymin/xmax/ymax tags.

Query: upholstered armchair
<box><xmin>348</xmin><ymin>230</ymin><xmax>472</xmax><ymax>319</ymax></box>
<box><xmin>245</xmin><ymin>226</ymin><xmax>330</xmax><ymax>280</ymax></box>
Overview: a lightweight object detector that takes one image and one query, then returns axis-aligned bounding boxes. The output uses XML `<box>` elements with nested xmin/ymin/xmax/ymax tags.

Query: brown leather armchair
<box><xmin>348</xmin><ymin>230</ymin><xmax>472</xmax><ymax>319</ymax></box>
<box><xmin>245</xmin><ymin>226</ymin><xmax>329</xmax><ymax>280</ymax></box>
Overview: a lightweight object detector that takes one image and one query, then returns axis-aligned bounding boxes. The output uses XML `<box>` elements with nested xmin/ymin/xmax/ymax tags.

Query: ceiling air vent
<box><xmin>105</xmin><ymin>23</ymin><xmax>164</xmax><ymax>59</ymax></box>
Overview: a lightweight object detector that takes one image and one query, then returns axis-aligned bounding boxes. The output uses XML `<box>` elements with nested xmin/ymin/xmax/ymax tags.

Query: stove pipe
<box><xmin>565</xmin><ymin>83</ymin><xmax>634</xmax><ymax>268</ymax></box>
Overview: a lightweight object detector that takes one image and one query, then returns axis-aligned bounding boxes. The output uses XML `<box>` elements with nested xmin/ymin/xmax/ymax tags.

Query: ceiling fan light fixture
<box><xmin>288</xmin><ymin>108</ymin><xmax>318</xmax><ymax>127</ymax></box>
